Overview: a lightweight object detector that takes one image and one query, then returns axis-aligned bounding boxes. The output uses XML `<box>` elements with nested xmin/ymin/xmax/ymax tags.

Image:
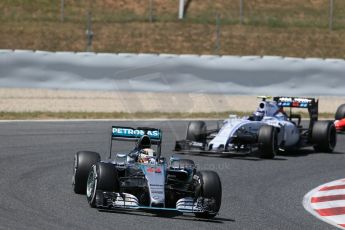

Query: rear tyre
<box><xmin>186</xmin><ymin>121</ymin><xmax>207</xmax><ymax>142</ymax></box>
<box><xmin>258</xmin><ymin>125</ymin><xmax>278</xmax><ymax>159</ymax></box>
<box><xmin>194</xmin><ymin>171</ymin><xmax>222</xmax><ymax>219</ymax></box>
<box><xmin>73</xmin><ymin>151</ymin><xmax>100</xmax><ymax>194</ymax></box>
<box><xmin>312</xmin><ymin>121</ymin><xmax>336</xmax><ymax>153</ymax></box>
<box><xmin>86</xmin><ymin>162</ymin><xmax>119</xmax><ymax>208</ymax></box>
<box><xmin>335</xmin><ymin>104</ymin><xmax>345</xmax><ymax>120</ymax></box>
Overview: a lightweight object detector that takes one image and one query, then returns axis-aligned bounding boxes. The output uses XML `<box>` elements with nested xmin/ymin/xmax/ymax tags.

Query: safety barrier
<box><xmin>0</xmin><ymin>50</ymin><xmax>344</xmax><ymax>96</ymax></box>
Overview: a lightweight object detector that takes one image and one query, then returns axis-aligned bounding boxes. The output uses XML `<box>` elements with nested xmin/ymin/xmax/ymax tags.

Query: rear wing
<box><xmin>273</xmin><ymin>96</ymin><xmax>318</xmax><ymax>109</ymax></box>
<box><xmin>273</xmin><ymin>96</ymin><xmax>318</xmax><ymax>130</ymax></box>
<box><xmin>109</xmin><ymin>126</ymin><xmax>162</xmax><ymax>158</ymax></box>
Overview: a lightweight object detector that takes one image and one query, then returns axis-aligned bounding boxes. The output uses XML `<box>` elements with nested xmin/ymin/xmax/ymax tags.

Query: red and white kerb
<box><xmin>304</xmin><ymin>178</ymin><xmax>345</xmax><ymax>229</ymax></box>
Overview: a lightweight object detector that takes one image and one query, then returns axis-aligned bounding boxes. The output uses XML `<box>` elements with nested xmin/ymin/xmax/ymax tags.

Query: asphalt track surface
<box><xmin>0</xmin><ymin>120</ymin><xmax>344</xmax><ymax>230</ymax></box>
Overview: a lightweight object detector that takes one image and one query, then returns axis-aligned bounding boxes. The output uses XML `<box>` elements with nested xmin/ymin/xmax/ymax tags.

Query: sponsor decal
<box><xmin>279</xmin><ymin>97</ymin><xmax>293</xmax><ymax>102</ymax></box>
<box><xmin>152</xmin><ymin>195</ymin><xmax>160</xmax><ymax>200</ymax></box>
<box><xmin>278</xmin><ymin>97</ymin><xmax>312</xmax><ymax>108</ymax></box>
<box><xmin>112</xmin><ymin>127</ymin><xmax>160</xmax><ymax>139</ymax></box>
<box><xmin>279</xmin><ymin>97</ymin><xmax>312</xmax><ymax>103</ymax></box>
<box><xmin>147</xmin><ymin>167</ymin><xmax>155</xmax><ymax>173</ymax></box>
<box><xmin>294</xmin><ymin>98</ymin><xmax>312</xmax><ymax>103</ymax></box>
<box><xmin>150</xmin><ymin>184</ymin><xmax>164</xmax><ymax>187</ymax></box>
<box><xmin>191</xmin><ymin>141</ymin><xmax>203</xmax><ymax>147</ymax></box>
<box><xmin>151</xmin><ymin>190</ymin><xmax>164</xmax><ymax>194</ymax></box>
<box><xmin>278</xmin><ymin>102</ymin><xmax>291</xmax><ymax>107</ymax></box>
<box><xmin>146</xmin><ymin>167</ymin><xmax>162</xmax><ymax>173</ymax></box>
<box><xmin>292</xmin><ymin>101</ymin><xmax>300</xmax><ymax>107</ymax></box>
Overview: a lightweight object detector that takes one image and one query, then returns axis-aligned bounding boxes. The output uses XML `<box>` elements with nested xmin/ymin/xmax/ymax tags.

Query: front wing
<box><xmin>174</xmin><ymin>140</ymin><xmax>252</xmax><ymax>155</ymax></box>
<box><xmin>94</xmin><ymin>191</ymin><xmax>216</xmax><ymax>214</ymax></box>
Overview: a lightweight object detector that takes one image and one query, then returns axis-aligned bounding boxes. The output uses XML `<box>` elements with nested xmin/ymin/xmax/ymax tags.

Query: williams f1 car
<box><xmin>335</xmin><ymin>103</ymin><xmax>345</xmax><ymax>133</ymax></box>
<box><xmin>73</xmin><ymin>126</ymin><xmax>222</xmax><ymax>218</ymax></box>
<box><xmin>175</xmin><ymin>96</ymin><xmax>337</xmax><ymax>159</ymax></box>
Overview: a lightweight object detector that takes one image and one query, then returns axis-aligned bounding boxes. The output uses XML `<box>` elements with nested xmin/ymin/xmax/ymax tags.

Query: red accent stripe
<box><xmin>312</xmin><ymin>195</ymin><xmax>345</xmax><ymax>203</ymax></box>
<box><xmin>339</xmin><ymin>224</ymin><xmax>345</xmax><ymax>227</ymax></box>
<box><xmin>320</xmin><ymin>185</ymin><xmax>345</xmax><ymax>191</ymax></box>
<box><xmin>315</xmin><ymin>207</ymin><xmax>345</xmax><ymax>216</ymax></box>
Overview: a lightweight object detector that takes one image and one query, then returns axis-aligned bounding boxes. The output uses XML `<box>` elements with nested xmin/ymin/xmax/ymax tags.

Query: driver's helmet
<box><xmin>136</xmin><ymin>135</ymin><xmax>152</xmax><ymax>149</ymax></box>
<box><xmin>253</xmin><ymin>109</ymin><xmax>265</xmax><ymax>121</ymax></box>
<box><xmin>138</xmin><ymin>148</ymin><xmax>156</xmax><ymax>164</ymax></box>
<box><xmin>252</xmin><ymin>102</ymin><xmax>266</xmax><ymax>121</ymax></box>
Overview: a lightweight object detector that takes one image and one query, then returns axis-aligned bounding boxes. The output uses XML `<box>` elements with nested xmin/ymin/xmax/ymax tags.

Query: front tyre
<box><xmin>86</xmin><ymin>162</ymin><xmax>119</xmax><ymax>208</ymax></box>
<box><xmin>73</xmin><ymin>151</ymin><xmax>100</xmax><ymax>194</ymax></box>
<box><xmin>194</xmin><ymin>171</ymin><xmax>222</xmax><ymax>219</ymax></box>
<box><xmin>186</xmin><ymin>121</ymin><xmax>207</xmax><ymax>142</ymax></box>
<box><xmin>312</xmin><ymin>121</ymin><xmax>337</xmax><ymax>153</ymax></box>
<box><xmin>335</xmin><ymin>104</ymin><xmax>345</xmax><ymax>120</ymax></box>
<box><xmin>258</xmin><ymin>125</ymin><xmax>278</xmax><ymax>159</ymax></box>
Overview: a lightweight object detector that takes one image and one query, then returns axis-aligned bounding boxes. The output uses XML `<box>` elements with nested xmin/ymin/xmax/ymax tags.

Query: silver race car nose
<box><xmin>151</xmin><ymin>201</ymin><xmax>164</xmax><ymax>208</ymax></box>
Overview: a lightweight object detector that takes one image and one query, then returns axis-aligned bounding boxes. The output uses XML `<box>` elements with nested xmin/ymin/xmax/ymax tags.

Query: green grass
<box><xmin>1</xmin><ymin>0</ymin><xmax>345</xmax><ymax>57</ymax></box>
<box><xmin>1</xmin><ymin>1</ymin><xmax>345</xmax><ymax>27</ymax></box>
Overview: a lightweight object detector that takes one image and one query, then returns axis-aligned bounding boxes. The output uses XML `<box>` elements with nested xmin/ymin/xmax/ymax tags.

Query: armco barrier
<box><xmin>0</xmin><ymin>50</ymin><xmax>344</xmax><ymax>96</ymax></box>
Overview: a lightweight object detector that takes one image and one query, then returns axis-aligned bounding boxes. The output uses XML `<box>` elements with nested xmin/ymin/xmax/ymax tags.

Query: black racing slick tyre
<box><xmin>335</xmin><ymin>104</ymin><xmax>345</xmax><ymax>120</ymax></box>
<box><xmin>312</xmin><ymin>121</ymin><xmax>337</xmax><ymax>153</ymax></box>
<box><xmin>194</xmin><ymin>171</ymin><xmax>222</xmax><ymax>219</ymax></box>
<box><xmin>186</xmin><ymin>121</ymin><xmax>207</xmax><ymax>142</ymax></box>
<box><xmin>86</xmin><ymin>162</ymin><xmax>120</xmax><ymax>208</ymax></box>
<box><xmin>73</xmin><ymin>151</ymin><xmax>100</xmax><ymax>194</ymax></box>
<box><xmin>258</xmin><ymin>125</ymin><xmax>278</xmax><ymax>159</ymax></box>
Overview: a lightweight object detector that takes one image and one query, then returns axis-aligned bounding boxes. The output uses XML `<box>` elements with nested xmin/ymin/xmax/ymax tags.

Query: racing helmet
<box><xmin>253</xmin><ymin>102</ymin><xmax>265</xmax><ymax>121</ymax></box>
<box><xmin>138</xmin><ymin>148</ymin><xmax>156</xmax><ymax>163</ymax></box>
<box><xmin>253</xmin><ymin>111</ymin><xmax>264</xmax><ymax>121</ymax></box>
<box><xmin>136</xmin><ymin>135</ymin><xmax>152</xmax><ymax>150</ymax></box>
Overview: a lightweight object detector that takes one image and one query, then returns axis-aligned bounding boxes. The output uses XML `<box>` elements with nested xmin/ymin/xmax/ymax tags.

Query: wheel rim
<box><xmin>86</xmin><ymin>166</ymin><xmax>97</xmax><ymax>201</ymax></box>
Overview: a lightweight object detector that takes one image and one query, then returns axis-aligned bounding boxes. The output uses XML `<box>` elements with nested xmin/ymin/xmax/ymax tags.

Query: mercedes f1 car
<box><xmin>175</xmin><ymin>96</ymin><xmax>337</xmax><ymax>159</ymax></box>
<box><xmin>73</xmin><ymin>126</ymin><xmax>222</xmax><ymax>218</ymax></box>
<box><xmin>335</xmin><ymin>103</ymin><xmax>345</xmax><ymax>133</ymax></box>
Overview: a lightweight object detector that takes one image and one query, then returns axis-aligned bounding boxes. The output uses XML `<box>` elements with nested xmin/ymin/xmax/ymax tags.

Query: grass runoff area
<box><xmin>0</xmin><ymin>111</ymin><xmax>335</xmax><ymax>120</ymax></box>
<box><xmin>1</xmin><ymin>0</ymin><xmax>345</xmax><ymax>58</ymax></box>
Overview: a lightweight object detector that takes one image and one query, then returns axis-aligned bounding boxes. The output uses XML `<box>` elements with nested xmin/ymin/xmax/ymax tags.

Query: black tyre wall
<box><xmin>186</xmin><ymin>121</ymin><xmax>207</xmax><ymax>142</ymax></box>
<box><xmin>86</xmin><ymin>162</ymin><xmax>120</xmax><ymax>207</ymax></box>
<box><xmin>335</xmin><ymin>104</ymin><xmax>345</xmax><ymax>120</ymax></box>
<box><xmin>95</xmin><ymin>162</ymin><xmax>120</xmax><ymax>192</ymax></box>
<box><xmin>312</xmin><ymin>121</ymin><xmax>337</xmax><ymax>153</ymax></box>
<box><xmin>73</xmin><ymin>151</ymin><xmax>100</xmax><ymax>194</ymax></box>
<box><xmin>195</xmin><ymin>170</ymin><xmax>222</xmax><ymax>218</ymax></box>
<box><xmin>258</xmin><ymin>125</ymin><xmax>278</xmax><ymax>159</ymax></box>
